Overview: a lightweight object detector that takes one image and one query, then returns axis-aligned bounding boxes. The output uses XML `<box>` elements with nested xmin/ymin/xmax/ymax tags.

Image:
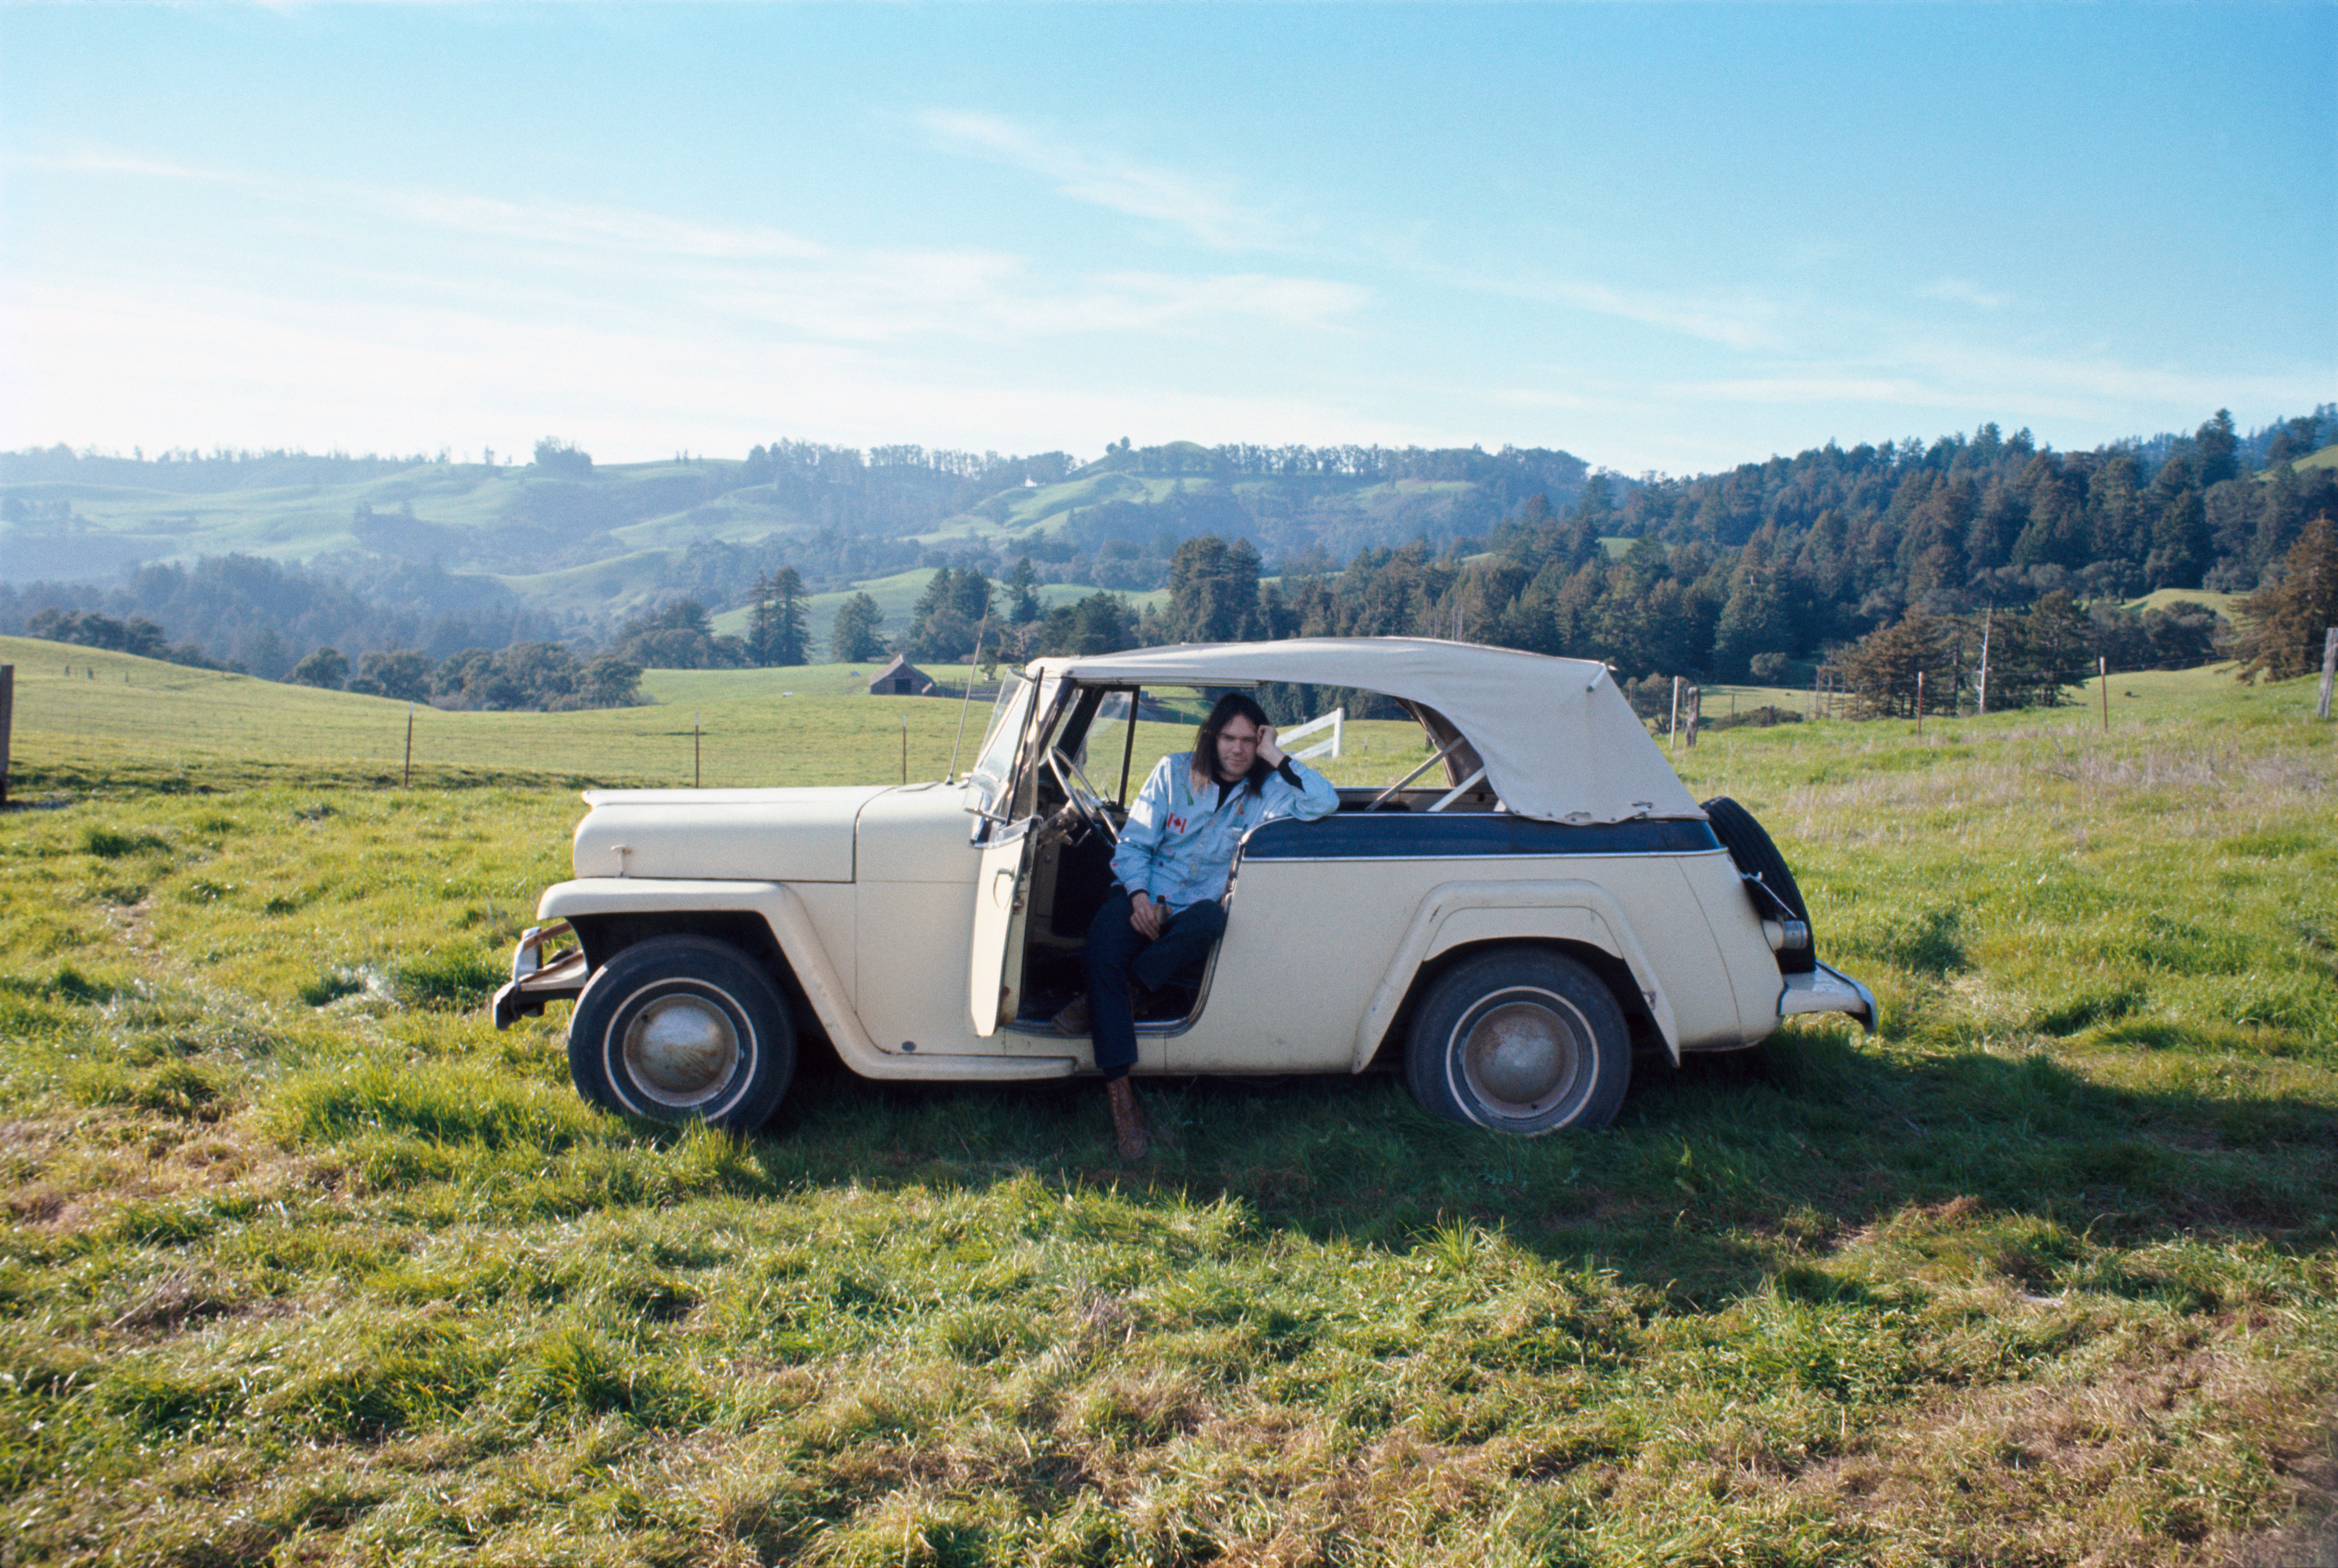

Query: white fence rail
<box><xmin>1280</xmin><ymin>707</ymin><xmax>1345</xmax><ymax>761</ymax></box>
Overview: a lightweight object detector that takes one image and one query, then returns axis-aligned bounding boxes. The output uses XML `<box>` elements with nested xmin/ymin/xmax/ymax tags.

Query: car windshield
<box><xmin>963</xmin><ymin>672</ymin><xmax>1032</xmax><ymax>814</ymax></box>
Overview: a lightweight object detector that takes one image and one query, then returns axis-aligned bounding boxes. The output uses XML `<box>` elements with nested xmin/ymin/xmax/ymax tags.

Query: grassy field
<box><xmin>0</xmin><ymin>649</ymin><xmax>2334</xmax><ymax>1565</ymax></box>
<box><xmin>0</xmin><ymin>637</ymin><xmax>1077</xmax><ymax>794</ymax></box>
<box><xmin>0</xmin><ymin>637</ymin><xmax>1454</xmax><ymax>799</ymax></box>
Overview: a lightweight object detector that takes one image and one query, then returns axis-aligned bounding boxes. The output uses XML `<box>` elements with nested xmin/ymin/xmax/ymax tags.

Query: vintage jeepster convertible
<box><xmin>494</xmin><ymin>638</ymin><xmax>1874</xmax><ymax>1135</ymax></box>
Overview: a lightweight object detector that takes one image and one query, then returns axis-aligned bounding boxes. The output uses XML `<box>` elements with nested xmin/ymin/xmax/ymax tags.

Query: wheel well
<box><xmin>567</xmin><ymin>911</ymin><xmax>836</xmax><ymax>1065</ymax></box>
<box><xmin>1364</xmin><ymin>936</ymin><xmax>1663</xmax><ymax>1070</ymax></box>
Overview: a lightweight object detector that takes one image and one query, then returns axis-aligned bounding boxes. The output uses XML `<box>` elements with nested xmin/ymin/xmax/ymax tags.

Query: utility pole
<box><xmin>0</xmin><ymin>664</ymin><xmax>13</xmax><ymax>808</ymax></box>
<box><xmin>403</xmin><ymin>702</ymin><xmax>414</xmax><ymax>788</ymax></box>
<box><xmin>2319</xmin><ymin>628</ymin><xmax>2337</xmax><ymax>720</ymax></box>
<box><xmin>1915</xmin><ymin>669</ymin><xmax>1925</xmax><ymax>736</ymax></box>
<box><xmin>2099</xmin><ymin>657</ymin><xmax>2110</xmax><ymax>733</ymax></box>
<box><xmin>694</xmin><ymin>713</ymin><xmax>702</xmax><ymax>788</ymax></box>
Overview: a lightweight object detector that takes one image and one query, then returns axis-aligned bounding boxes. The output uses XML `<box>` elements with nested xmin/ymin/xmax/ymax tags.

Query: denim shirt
<box><xmin>1109</xmin><ymin>750</ymin><xmax>1338</xmax><ymax>909</ymax></box>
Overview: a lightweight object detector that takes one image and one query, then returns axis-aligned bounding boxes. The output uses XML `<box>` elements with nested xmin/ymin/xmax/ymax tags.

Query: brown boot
<box><xmin>1105</xmin><ymin>1077</ymin><xmax>1150</xmax><ymax>1161</ymax></box>
<box><xmin>1052</xmin><ymin>992</ymin><xmax>1090</xmax><ymax>1035</ymax></box>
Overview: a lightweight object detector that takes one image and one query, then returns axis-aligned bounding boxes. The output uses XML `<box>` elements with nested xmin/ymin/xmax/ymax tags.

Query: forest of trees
<box><xmin>6</xmin><ymin>407</ymin><xmax>2333</xmax><ymax>715</ymax></box>
<box><xmin>0</xmin><ymin>554</ymin><xmax>563</xmax><ymax>679</ymax></box>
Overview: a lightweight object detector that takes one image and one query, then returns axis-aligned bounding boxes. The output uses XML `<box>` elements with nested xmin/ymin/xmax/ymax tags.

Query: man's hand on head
<box><xmin>1257</xmin><ymin>723</ymin><xmax>1286</xmax><ymax>768</ymax></box>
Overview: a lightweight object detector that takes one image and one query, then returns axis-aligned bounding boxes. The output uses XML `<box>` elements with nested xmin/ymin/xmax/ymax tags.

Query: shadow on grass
<box><xmin>731</xmin><ymin>1026</ymin><xmax>2337</xmax><ymax>1305</ymax></box>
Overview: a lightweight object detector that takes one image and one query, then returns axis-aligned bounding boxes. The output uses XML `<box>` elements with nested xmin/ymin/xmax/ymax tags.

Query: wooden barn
<box><xmin>866</xmin><ymin>654</ymin><xmax>937</xmax><ymax>696</ymax></box>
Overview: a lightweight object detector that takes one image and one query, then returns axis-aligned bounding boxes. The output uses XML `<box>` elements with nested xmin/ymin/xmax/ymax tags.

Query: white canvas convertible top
<box><xmin>1027</xmin><ymin>637</ymin><xmax>1704</xmax><ymax>825</ymax></box>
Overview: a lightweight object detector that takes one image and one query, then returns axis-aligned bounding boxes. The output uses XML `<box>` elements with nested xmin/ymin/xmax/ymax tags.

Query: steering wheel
<box><xmin>1045</xmin><ymin>748</ymin><xmax>1119</xmax><ymax>844</ymax></box>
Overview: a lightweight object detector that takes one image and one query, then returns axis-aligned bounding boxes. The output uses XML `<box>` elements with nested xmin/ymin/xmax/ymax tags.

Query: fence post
<box><xmin>1915</xmin><ymin>669</ymin><xmax>1924</xmax><ymax>736</ymax></box>
<box><xmin>2099</xmin><ymin>657</ymin><xmax>2110</xmax><ymax>733</ymax></box>
<box><xmin>2319</xmin><ymin>629</ymin><xmax>2337</xmax><ymax>720</ymax></box>
<box><xmin>0</xmin><ymin>664</ymin><xmax>12</xmax><ymax>808</ymax></box>
<box><xmin>1668</xmin><ymin>676</ymin><xmax>1681</xmax><ymax>752</ymax></box>
<box><xmin>1976</xmin><ymin>606</ymin><xmax>1992</xmax><ymax>717</ymax></box>
<box><xmin>403</xmin><ymin>701</ymin><xmax>415</xmax><ymax>788</ymax></box>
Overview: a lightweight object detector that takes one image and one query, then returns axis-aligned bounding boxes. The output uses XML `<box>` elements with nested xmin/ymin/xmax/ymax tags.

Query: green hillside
<box><xmin>706</xmin><ymin>571</ymin><xmax>1170</xmax><ymax>651</ymax></box>
<box><xmin>1</xmin><ymin>443</ymin><xmax>1589</xmax><ymax>629</ymax></box>
<box><xmin>2121</xmin><ymin>586</ymin><xmax>2240</xmax><ymax>617</ymax></box>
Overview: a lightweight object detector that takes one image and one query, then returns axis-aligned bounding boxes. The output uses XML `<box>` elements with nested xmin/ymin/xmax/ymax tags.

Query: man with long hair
<box><xmin>1068</xmin><ymin>691</ymin><xmax>1337</xmax><ymax>1158</ymax></box>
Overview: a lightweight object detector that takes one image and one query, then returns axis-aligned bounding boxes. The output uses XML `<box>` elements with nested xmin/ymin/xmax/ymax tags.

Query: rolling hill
<box><xmin>0</xmin><ymin>441</ymin><xmax>1593</xmax><ymax>626</ymax></box>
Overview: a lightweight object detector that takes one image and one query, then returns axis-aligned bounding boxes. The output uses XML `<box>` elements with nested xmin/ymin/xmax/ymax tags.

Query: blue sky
<box><xmin>2</xmin><ymin>3</ymin><xmax>2331</xmax><ymax>476</ymax></box>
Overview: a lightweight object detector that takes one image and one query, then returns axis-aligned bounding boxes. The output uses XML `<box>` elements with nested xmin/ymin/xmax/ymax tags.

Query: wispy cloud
<box><xmin>1382</xmin><ymin>245</ymin><xmax>1782</xmax><ymax>351</ymax></box>
<box><xmin>916</xmin><ymin>110</ymin><xmax>1280</xmax><ymax>250</ymax></box>
<box><xmin>374</xmin><ymin>188</ymin><xmax>828</xmax><ymax>263</ymax></box>
<box><xmin>1921</xmin><ymin>277</ymin><xmax>2010</xmax><ymax>310</ymax></box>
<box><xmin>0</xmin><ymin>277</ymin><xmax>1415</xmax><ymax>459</ymax></box>
<box><xmin>1518</xmin><ymin>275</ymin><xmax>1780</xmax><ymax>351</ymax></box>
<box><xmin>1675</xmin><ymin>345</ymin><xmax>2323</xmax><ymax>425</ymax></box>
<box><xmin>18</xmin><ymin>145</ymin><xmax>1363</xmax><ymax>347</ymax></box>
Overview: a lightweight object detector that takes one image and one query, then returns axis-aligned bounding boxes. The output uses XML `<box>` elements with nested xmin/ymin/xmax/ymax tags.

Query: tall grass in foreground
<box><xmin>0</xmin><ymin>671</ymin><xmax>2331</xmax><ymax>1565</ymax></box>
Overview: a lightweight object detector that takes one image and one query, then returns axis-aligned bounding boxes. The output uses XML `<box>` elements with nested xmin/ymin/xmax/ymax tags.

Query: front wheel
<box><xmin>567</xmin><ymin>936</ymin><xmax>796</xmax><ymax>1130</ymax></box>
<box><xmin>1405</xmin><ymin>948</ymin><xmax>1630</xmax><ymax>1134</ymax></box>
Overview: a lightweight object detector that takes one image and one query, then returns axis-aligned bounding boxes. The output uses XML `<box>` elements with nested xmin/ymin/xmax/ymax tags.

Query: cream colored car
<box><xmin>494</xmin><ymin>638</ymin><xmax>1873</xmax><ymax>1135</ymax></box>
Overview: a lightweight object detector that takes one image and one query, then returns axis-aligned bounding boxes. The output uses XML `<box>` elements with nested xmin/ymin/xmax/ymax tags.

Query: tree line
<box><xmin>8</xmin><ymin>408</ymin><xmax>2333</xmax><ymax>715</ymax></box>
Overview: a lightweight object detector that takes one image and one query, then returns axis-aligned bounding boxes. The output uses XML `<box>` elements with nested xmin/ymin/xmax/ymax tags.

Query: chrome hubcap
<box><xmin>1459</xmin><ymin>996</ymin><xmax>1581</xmax><ymax>1117</ymax></box>
<box><xmin>622</xmin><ymin>992</ymin><xmax>741</xmax><ymax>1108</ymax></box>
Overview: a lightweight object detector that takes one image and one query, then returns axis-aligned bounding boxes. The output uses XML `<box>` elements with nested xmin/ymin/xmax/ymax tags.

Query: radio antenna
<box><xmin>946</xmin><ymin>619</ymin><xmax>989</xmax><ymax>782</ymax></box>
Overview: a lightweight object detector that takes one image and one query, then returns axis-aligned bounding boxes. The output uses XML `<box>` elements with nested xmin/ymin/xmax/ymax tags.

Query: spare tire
<box><xmin>1701</xmin><ymin>796</ymin><xmax>1817</xmax><ymax>975</ymax></box>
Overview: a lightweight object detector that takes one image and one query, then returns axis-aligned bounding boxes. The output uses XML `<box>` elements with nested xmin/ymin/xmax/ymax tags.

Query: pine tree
<box><xmin>1167</xmin><ymin>536</ymin><xmax>1263</xmax><ymax>642</ymax></box>
<box><xmin>1831</xmin><ymin>612</ymin><xmax>1958</xmax><ymax>719</ymax></box>
<box><xmin>771</xmin><ymin>567</ymin><xmax>808</xmax><ymax>666</ymax></box>
<box><xmin>1712</xmin><ymin>543</ymin><xmax>1791</xmax><ymax>680</ymax></box>
<box><xmin>2146</xmin><ymin>488</ymin><xmax>2211</xmax><ymax>590</ymax></box>
<box><xmin>2232</xmin><ymin>514</ymin><xmax>2338</xmax><ymax>682</ymax></box>
<box><xmin>1006</xmin><ymin>556</ymin><xmax>1042</xmax><ymax>624</ymax></box>
<box><xmin>2197</xmin><ymin>409</ymin><xmax>2239</xmax><ymax>488</ymax></box>
<box><xmin>746</xmin><ymin>571</ymin><xmax>779</xmax><ymax>666</ymax></box>
<box><xmin>829</xmin><ymin>592</ymin><xmax>886</xmax><ymax>663</ymax></box>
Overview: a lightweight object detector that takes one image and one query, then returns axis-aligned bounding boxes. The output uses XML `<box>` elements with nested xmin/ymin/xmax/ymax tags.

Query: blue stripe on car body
<box><xmin>1239</xmin><ymin>814</ymin><xmax>1723</xmax><ymax>862</ymax></box>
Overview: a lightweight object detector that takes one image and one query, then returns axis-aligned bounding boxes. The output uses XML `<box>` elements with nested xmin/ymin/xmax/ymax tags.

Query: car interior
<box><xmin>996</xmin><ymin>680</ymin><xmax>1503</xmax><ymax>1035</ymax></box>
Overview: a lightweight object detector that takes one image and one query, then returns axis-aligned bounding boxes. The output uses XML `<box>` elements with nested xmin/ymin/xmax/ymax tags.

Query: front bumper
<box><xmin>490</xmin><ymin>921</ymin><xmax>591</xmax><ymax>1030</ymax></box>
<box><xmin>1777</xmin><ymin>960</ymin><xmax>1877</xmax><ymax>1034</ymax></box>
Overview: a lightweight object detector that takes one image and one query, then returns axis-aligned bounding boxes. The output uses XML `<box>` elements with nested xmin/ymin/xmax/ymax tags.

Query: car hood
<box><xmin>571</xmin><ymin>786</ymin><xmax>892</xmax><ymax>882</ymax></box>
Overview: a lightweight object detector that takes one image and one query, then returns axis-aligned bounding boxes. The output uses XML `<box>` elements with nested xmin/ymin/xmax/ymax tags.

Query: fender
<box><xmin>1351</xmin><ymin>878</ymin><xmax>1683</xmax><ymax>1072</ymax></box>
<box><xmin>536</xmin><ymin>878</ymin><xmax>1077</xmax><ymax>1082</ymax></box>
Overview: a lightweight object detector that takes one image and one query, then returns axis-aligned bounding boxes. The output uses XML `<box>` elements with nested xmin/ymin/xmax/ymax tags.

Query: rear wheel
<box><xmin>567</xmin><ymin>936</ymin><xmax>796</xmax><ymax>1130</ymax></box>
<box><xmin>1405</xmin><ymin>948</ymin><xmax>1630</xmax><ymax>1134</ymax></box>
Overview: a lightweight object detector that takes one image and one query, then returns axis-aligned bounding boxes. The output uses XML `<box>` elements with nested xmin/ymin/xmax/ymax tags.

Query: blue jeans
<box><xmin>1082</xmin><ymin>888</ymin><xmax>1227</xmax><ymax>1078</ymax></box>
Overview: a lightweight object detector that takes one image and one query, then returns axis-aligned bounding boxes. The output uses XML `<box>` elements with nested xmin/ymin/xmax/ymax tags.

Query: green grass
<box><xmin>0</xmin><ymin>636</ymin><xmax>1089</xmax><ymax>793</ymax></box>
<box><xmin>2123</xmin><ymin>587</ymin><xmax>2240</xmax><ymax>617</ymax></box>
<box><xmin>0</xmin><ymin>656</ymin><xmax>2334</xmax><ymax>1564</ymax></box>
<box><xmin>2</xmin><ymin>636</ymin><xmax>1423</xmax><ymax>799</ymax></box>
